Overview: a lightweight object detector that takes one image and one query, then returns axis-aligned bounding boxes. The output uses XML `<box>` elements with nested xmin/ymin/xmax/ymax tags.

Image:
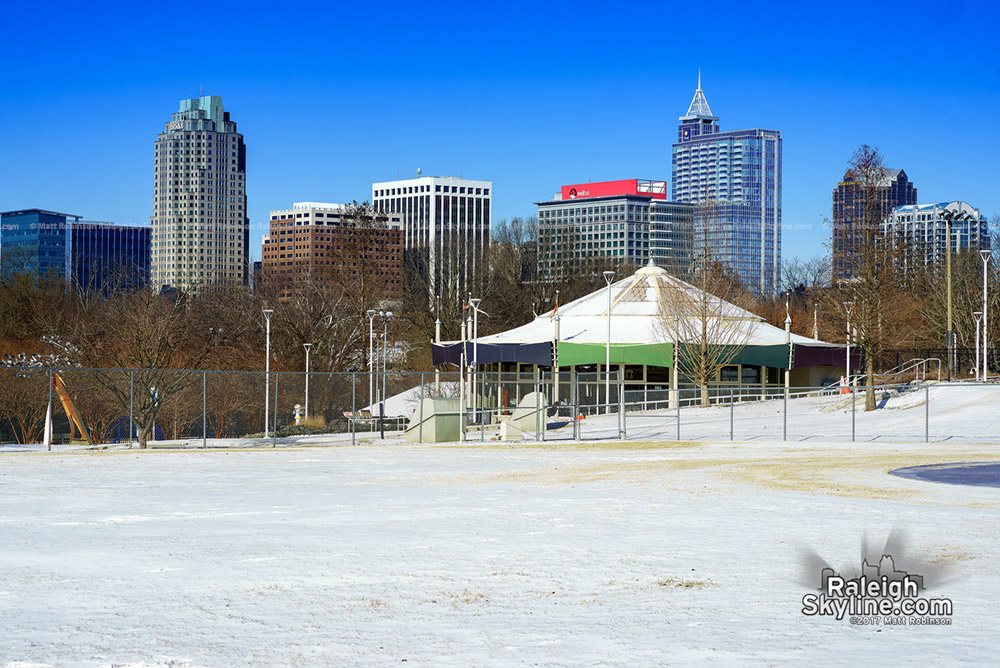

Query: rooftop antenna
<box><xmin>417</xmin><ymin>167</ymin><xmax>422</xmax><ymax>177</ymax></box>
<box><xmin>697</xmin><ymin>69</ymin><xmax>701</xmax><ymax>90</ymax></box>
<box><xmin>200</xmin><ymin>83</ymin><xmax>203</xmax><ymax>96</ymax></box>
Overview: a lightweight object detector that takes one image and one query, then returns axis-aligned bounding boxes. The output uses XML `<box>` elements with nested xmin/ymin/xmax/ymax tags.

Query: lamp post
<box><xmin>434</xmin><ymin>295</ymin><xmax>441</xmax><ymax>394</ymax></box>
<box><xmin>981</xmin><ymin>249</ymin><xmax>991</xmax><ymax>380</ymax></box>
<box><xmin>942</xmin><ymin>209</ymin><xmax>954</xmax><ymax>381</ymax></box>
<box><xmin>973</xmin><ymin>312</ymin><xmax>983</xmax><ymax>381</ymax></box>
<box><xmin>303</xmin><ymin>343</ymin><xmax>312</xmax><ymax>420</ymax></box>
<box><xmin>366</xmin><ymin>309</ymin><xmax>377</xmax><ymax>408</ymax></box>
<box><xmin>813</xmin><ymin>302</ymin><xmax>819</xmax><ymax>341</ymax></box>
<box><xmin>382</xmin><ymin>311</ymin><xmax>393</xmax><ymax>405</ymax></box>
<box><xmin>843</xmin><ymin>301</ymin><xmax>854</xmax><ymax>386</ymax></box>
<box><xmin>602</xmin><ymin>271</ymin><xmax>615</xmax><ymax>414</ymax></box>
<box><xmin>262</xmin><ymin>309</ymin><xmax>274</xmax><ymax>436</ymax></box>
<box><xmin>470</xmin><ymin>298</ymin><xmax>481</xmax><ymax>421</ymax></box>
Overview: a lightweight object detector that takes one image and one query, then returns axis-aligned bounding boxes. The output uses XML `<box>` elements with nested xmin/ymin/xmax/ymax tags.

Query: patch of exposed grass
<box><xmin>656</xmin><ymin>577</ymin><xmax>712</xmax><ymax>590</ymax></box>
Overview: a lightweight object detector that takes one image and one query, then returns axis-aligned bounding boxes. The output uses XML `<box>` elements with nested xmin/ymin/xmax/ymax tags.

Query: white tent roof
<box><xmin>476</xmin><ymin>261</ymin><xmax>832</xmax><ymax>348</ymax></box>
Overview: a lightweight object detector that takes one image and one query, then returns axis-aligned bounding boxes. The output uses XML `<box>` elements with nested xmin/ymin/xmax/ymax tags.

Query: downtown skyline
<box><xmin>1</xmin><ymin>1</ymin><xmax>998</xmax><ymax>267</ymax></box>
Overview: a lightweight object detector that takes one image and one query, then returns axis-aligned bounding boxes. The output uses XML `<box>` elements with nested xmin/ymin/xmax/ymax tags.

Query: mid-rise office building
<box><xmin>151</xmin><ymin>95</ymin><xmax>248</xmax><ymax>292</ymax></box>
<box><xmin>372</xmin><ymin>174</ymin><xmax>491</xmax><ymax>298</ymax></box>
<box><xmin>0</xmin><ymin>208</ymin><xmax>150</xmax><ymax>290</ymax></box>
<box><xmin>882</xmin><ymin>201</ymin><xmax>989</xmax><ymax>270</ymax></box>
<box><xmin>536</xmin><ymin>179</ymin><xmax>692</xmax><ymax>280</ymax></box>
<box><xmin>261</xmin><ymin>202</ymin><xmax>403</xmax><ymax>299</ymax></box>
<box><xmin>671</xmin><ymin>76</ymin><xmax>782</xmax><ymax>295</ymax></box>
<box><xmin>832</xmin><ymin>167</ymin><xmax>917</xmax><ymax>280</ymax></box>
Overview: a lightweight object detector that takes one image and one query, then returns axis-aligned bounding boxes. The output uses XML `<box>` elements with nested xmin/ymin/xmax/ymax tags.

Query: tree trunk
<box><xmin>700</xmin><ymin>386</ymin><xmax>710</xmax><ymax>408</ymax></box>
<box><xmin>138</xmin><ymin>425</ymin><xmax>150</xmax><ymax>449</ymax></box>
<box><xmin>865</xmin><ymin>354</ymin><xmax>876</xmax><ymax>411</ymax></box>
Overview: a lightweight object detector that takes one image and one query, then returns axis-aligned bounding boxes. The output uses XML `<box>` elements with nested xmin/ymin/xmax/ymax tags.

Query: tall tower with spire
<box><xmin>671</xmin><ymin>74</ymin><xmax>782</xmax><ymax>296</ymax></box>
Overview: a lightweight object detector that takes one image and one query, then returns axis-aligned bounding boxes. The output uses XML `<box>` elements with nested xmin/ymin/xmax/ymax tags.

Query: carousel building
<box><xmin>432</xmin><ymin>261</ymin><xmax>852</xmax><ymax>410</ymax></box>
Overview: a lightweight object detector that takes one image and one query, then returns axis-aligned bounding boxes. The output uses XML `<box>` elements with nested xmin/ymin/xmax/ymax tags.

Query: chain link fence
<box><xmin>2</xmin><ymin>366</ymin><xmax>999</xmax><ymax>446</ymax></box>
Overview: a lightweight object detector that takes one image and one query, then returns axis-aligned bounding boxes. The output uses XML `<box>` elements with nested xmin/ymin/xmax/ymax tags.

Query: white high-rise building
<box><xmin>372</xmin><ymin>174</ymin><xmax>491</xmax><ymax>298</ymax></box>
<box><xmin>151</xmin><ymin>95</ymin><xmax>248</xmax><ymax>291</ymax></box>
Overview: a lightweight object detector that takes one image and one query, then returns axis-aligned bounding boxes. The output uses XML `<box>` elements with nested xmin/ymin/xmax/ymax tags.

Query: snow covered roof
<box><xmin>474</xmin><ymin>261</ymin><xmax>832</xmax><ymax>348</ymax></box>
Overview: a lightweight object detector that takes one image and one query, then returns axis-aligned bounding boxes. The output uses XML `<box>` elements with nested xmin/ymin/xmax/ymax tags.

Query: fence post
<box><xmin>481</xmin><ymin>371</ymin><xmax>486</xmax><ymax>442</ymax></box>
<box><xmin>537</xmin><ymin>371</ymin><xmax>544</xmax><ymax>442</ymax></box>
<box><xmin>619</xmin><ymin>371</ymin><xmax>626</xmax><ymax>439</ymax></box>
<box><xmin>351</xmin><ymin>372</ymin><xmax>356</xmax><ymax>446</ymax></box>
<box><xmin>129</xmin><ymin>370</ymin><xmax>134</xmax><ymax>449</ymax></box>
<box><xmin>925</xmin><ymin>383</ymin><xmax>929</xmax><ymax>443</ymax></box>
<box><xmin>47</xmin><ymin>369</ymin><xmax>53</xmax><ymax>452</ymax></box>
<box><xmin>572</xmin><ymin>370</ymin><xmax>579</xmax><ymax>441</ymax></box>
<box><xmin>730</xmin><ymin>388</ymin><xmax>734</xmax><ymax>442</ymax></box>
<box><xmin>272</xmin><ymin>372</ymin><xmax>279</xmax><ymax>448</ymax></box>
<box><xmin>419</xmin><ymin>372</ymin><xmax>424</xmax><ymax>444</ymax></box>
<box><xmin>783</xmin><ymin>386</ymin><xmax>788</xmax><ymax>442</ymax></box>
<box><xmin>676</xmin><ymin>391</ymin><xmax>681</xmax><ymax>441</ymax></box>
<box><xmin>851</xmin><ymin>385</ymin><xmax>856</xmax><ymax>442</ymax></box>
<box><xmin>202</xmin><ymin>371</ymin><xmax>207</xmax><ymax>449</ymax></box>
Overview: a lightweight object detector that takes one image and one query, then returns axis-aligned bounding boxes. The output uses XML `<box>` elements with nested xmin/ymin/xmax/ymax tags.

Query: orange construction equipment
<box><xmin>839</xmin><ymin>376</ymin><xmax>851</xmax><ymax>395</ymax></box>
<box><xmin>52</xmin><ymin>374</ymin><xmax>93</xmax><ymax>445</ymax></box>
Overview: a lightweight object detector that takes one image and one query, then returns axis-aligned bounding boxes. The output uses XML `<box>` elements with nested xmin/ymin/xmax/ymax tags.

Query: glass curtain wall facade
<box><xmin>671</xmin><ymin>80</ymin><xmax>781</xmax><ymax>296</ymax></box>
<box><xmin>372</xmin><ymin>176</ymin><xmax>491</xmax><ymax>300</ymax></box>
<box><xmin>151</xmin><ymin>95</ymin><xmax>248</xmax><ymax>292</ymax></box>
<box><xmin>536</xmin><ymin>193</ymin><xmax>692</xmax><ymax>280</ymax></box>
<box><xmin>0</xmin><ymin>209</ymin><xmax>78</xmax><ymax>280</ymax></box>
<box><xmin>70</xmin><ymin>222</ymin><xmax>151</xmax><ymax>293</ymax></box>
<box><xmin>832</xmin><ymin>168</ymin><xmax>917</xmax><ymax>280</ymax></box>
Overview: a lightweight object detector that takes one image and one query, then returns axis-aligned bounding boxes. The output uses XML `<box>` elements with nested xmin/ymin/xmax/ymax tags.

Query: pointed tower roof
<box><xmin>679</xmin><ymin>70</ymin><xmax>718</xmax><ymax>122</ymax></box>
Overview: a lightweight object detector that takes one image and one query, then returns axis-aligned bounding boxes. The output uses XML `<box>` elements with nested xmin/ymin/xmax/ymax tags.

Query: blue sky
<box><xmin>2</xmin><ymin>0</ymin><xmax>998</xmax><ymax>263</ymax></box>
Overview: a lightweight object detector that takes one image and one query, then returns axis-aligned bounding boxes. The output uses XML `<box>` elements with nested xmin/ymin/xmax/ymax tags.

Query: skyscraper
<box><xmin>832</xmin><ymin>168</ymin><xmax>917</xmax><ymax>280</ymax></box>
<box><xmin>671</xmin><ymin>75</ymin><xmax>782</xmax><ymax>296</ymax></box>
<box><xmin>372</xmin><ymin>174</ymin><xmax>491</xmax><ymax>300</ymax></box>
<box><xmin>151</xmin><ymin>95</ymin><xmax>248</xmax><ymax>291</ymax></box>
<box><xmin>535</xmin><ymin>179</ymin><xmax>692</xmax><ymax>280</ymax></box>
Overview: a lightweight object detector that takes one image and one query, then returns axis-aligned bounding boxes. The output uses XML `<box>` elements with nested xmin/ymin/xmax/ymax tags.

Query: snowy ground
<box><xmin>2</xmin><ymin>438</ymin><xmax>999</xmax><ymax>667</ymax></box>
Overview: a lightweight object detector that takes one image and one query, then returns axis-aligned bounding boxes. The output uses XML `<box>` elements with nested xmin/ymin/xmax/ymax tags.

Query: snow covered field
<box><xmin>2</xmin><ymin>439</ymin><xmax>999</xmax><ymax>667</ymax></box>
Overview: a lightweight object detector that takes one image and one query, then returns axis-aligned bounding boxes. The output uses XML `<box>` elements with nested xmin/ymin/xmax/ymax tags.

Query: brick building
<box><xmin>261</xmin><ymin>202</ymin><xmax>403</xmax><ymax>299</ymax></box>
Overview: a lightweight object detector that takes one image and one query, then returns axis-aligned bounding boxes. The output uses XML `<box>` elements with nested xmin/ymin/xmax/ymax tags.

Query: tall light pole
<box><xmin>366</xmin><ymin>309</ymin><xmax>377</xmax><ymax>408</ymax></box>
<box><xmin>973</xmin><ymin>312</ymin><xmax>983</xmax><ymax>381</ymax></box>
<box><xmin>470</xmin><ymin>297</ymin><xmax>482</xmax><ymax>421</ymax></box>
<box><xmin>262</xmin><ymin>309</ymin><xmax>274</xmax><ymax>436</ymax></box>
<box><xmin>434</xmin><ymin>295</ymin><xmax>441</xmax><ymax>393</ymax></box>
<box><xmin>943</xmin><ymin>209</ymin><xmax>954</xmax><ymax>381</ymax></box>
<box><xmin>603</xmin><ymin>270</ymin><xmax>615</xmax><ymax>414</ymax></box>
<box><xmin>812</xmin><ymin>302</ymin><xmax>819</xmax><ymax>341</ymax></box>
<box><xmin>382</xmin><ymin>311</ymin><xmax>393</xmax><ymax>406</ymax></box>
<box><xmin>303</xmin><ymin>343</ymin><xmax>312</xmax><ymax>420</ymax></box>
<box><xmin>981</xmin><ymin>249</ymin><xmax>991</xmax><ymax>380</ymax></box>
<box><xmin>843</xmin><ymin>301</ymin><xmax>854</xmax><ymax>386</ymax></box>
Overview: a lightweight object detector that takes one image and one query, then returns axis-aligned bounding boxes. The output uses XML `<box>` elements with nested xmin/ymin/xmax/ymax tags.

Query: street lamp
<box><xmin>843</xmin><ymin>301</ymin><xmax>854</xmax><ymax>386</ymax></box>
<box><xmin>366</xmin><ymin>309</ymin><xmax>377</xmax><ymax>408</ymax></box>
<box><xmin>603</xmin><ymin>270</ymin><xmax>615</xmax><ymax>414</ymax></box>
<box><xmin>981</xmin><ymin>249</ymin><xmax>991</xmax><ymax>380</ymax></box>
<box><xmin>813</xmin><ymin>303</ymin><xmax>819</xmax><ymax>341</ymax></box>
<box><xmin>469</xmin><ymin>298</ymin><xmax>483</xmax><ymax>422</ymax></box>
<box><xmin>973</xmin><ymin>312</ymin><xmax>983</xmax><ymax>381</ymax></box>
<box><xmin>382</xmin><ymin>311</ymin><xmax>393</xmax><ymax>407</ymax></box>
<box><xmin>262</xmin><ymin>309</ymin><xmax>274</xmax><ymax>437</ymax></box>
<box><xmin>303</xmin><ymin>343</ymin><xmax>312</xmax><ymax>420</ymax></box>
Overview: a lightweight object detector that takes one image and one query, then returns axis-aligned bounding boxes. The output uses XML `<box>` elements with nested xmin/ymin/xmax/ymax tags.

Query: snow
<box><xmin>3</xmin><ymin>385</ymin><xmax>1000</xmax><ymax>665</ymax></box>
<box><xmin>2</xmin><ymin>434</ymin><xmax>999</xmax><ymax>666</ymax></box>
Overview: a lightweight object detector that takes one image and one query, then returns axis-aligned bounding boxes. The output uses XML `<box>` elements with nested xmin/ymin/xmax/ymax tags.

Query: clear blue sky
<box><xmin>2</xmin><ymin>0</ymin><xmax>998</xmax><ymax>263</ymax></box>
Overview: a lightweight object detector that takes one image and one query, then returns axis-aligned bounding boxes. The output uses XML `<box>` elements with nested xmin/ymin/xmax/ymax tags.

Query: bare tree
<box><xmin>828</xmin><ymin>145</ymin><xmax>912</xmax><ymax>410</ymax></box>
<box><xmin>658</xmin><ymin>200</ymin><xmax>758</xmax><ymax>407</ymax></box>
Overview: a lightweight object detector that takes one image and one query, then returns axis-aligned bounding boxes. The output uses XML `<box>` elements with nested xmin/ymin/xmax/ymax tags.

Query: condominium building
<box><xmin>371</xmin><ymin>174</ymin><xmax>491</xmax><ymax>298</ymax></box>
<box><xmin>261</xmin><ymin>202</ymin><xmax>403</xmax><ymax>299</ymax></box>
<box><xmin>536</xmin><ymin>179</ymin><xmax>692</xmax><ymax>280</ymax></box>
<box><xmin>0</xmin><ymin>208</ymin><xmax>150</xmax><ymax>291</ymax></box>
<box><xmin>882</xmin><ymin>201</ymin><xmax>990</xmax><ymax>270</ymax></box>
<box><xmin>832</xmin><ymin>167</ymin><xmax>917</xmax><ymax>280</ymax></box>
<box><xmin>671</xmin><ymin>75</ymin><xmax>782</xmax><ymax>295</ymax></box>
<box><xmin>151</xmin><ymin>95</ymin><xmax>248</xmax><ymax>291</ymax></box>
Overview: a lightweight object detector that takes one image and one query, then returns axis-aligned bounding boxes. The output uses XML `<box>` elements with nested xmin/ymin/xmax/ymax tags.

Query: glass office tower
<box><xmin>671</xmin><ymin>76</ymin><xmax>781</xmax><ymax>296</ymax></box>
